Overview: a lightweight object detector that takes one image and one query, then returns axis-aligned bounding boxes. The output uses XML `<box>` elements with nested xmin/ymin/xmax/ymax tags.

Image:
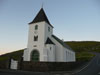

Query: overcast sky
<box><xmin>0</xmin><ymin>0</ymin><xmax>100</xmax><ymax>55</ymax></box>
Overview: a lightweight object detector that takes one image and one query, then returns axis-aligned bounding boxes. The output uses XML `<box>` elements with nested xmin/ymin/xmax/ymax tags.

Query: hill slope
<box><xmin>0</xmin><ymin>41</ymin><xmax>100</xmax><ymax>61</ymax></box>
<box><xmin>65</xmin><ymin>41</ymin><xmax>100</xmax><ymax>52</ymax></box>
<box><xmin>0</xmin><ymin>49</ymin><xmax>24</xmax><ymax>61</ymax></box>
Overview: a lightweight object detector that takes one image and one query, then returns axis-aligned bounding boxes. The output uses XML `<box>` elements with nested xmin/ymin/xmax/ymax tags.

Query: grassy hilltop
<box><xmin>66</xmin><ymin>41</ymin><xmax>100</xmax><ymax>52</ymax></box>
<box><xmin>0</xmin><ymin>41</ymin><xmax>100</xmax><ymax>61</ymax></box>
<box><xmin>0</xmin><ymin>49</ymin><xmax>24</xmax><ymax>61</ymax></box>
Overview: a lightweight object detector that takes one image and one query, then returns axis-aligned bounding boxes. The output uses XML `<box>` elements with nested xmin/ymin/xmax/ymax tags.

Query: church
<box><xmin>23</xmin><ymin>8</ymin><xmax>76</xmax><ymax>62</ymax></box>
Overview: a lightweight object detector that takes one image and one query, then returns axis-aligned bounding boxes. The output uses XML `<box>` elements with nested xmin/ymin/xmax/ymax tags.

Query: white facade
<box><xmin>23</xmin><ymin>8</ymin><xmax>76</xmax><ymax>62</ymax></box>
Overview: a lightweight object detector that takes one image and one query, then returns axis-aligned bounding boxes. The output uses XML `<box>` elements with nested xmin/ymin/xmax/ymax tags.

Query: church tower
<box><xmin>23</xmin><ymin>8</ymin><xmax>55</xmax><ymax>61</ymax></box>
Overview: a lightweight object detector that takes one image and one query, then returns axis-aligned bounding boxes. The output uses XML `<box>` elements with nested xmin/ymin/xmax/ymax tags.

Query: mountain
<box><xmin>0</xmin><ymin>41</ymin><xmax>100</xmax><ymax>61</ymax></box>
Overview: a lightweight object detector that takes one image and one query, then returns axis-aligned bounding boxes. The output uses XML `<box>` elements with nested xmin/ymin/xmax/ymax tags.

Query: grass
<box><xmin>0</xmin><ymin>49</ymin><xmax>24</xmax><ymax>61</ymax></box>
<box><xmin>0</xmin><ymin>41</ymin><xmax>100</xmax><ymax>62</ymax></box>
<box><xmin>65</xmin><ymin>41</ymin><xmax>100</xmax><ymax>52</ymax></box>
<box><xmin>76</xmin><ymin>52</ymin><xmax>95</xmax><ymax>61</ymax></box>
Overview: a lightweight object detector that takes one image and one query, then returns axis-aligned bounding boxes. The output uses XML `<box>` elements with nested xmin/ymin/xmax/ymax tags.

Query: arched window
<box><xmin>35</xmin><ymin>25</ymin><xmax>38</xmax><ymax>30</ymax></box>
<box><xmin>31</xmin><ymin>50</ymin><xmax>39</xmax><ymax>62</ymax></box>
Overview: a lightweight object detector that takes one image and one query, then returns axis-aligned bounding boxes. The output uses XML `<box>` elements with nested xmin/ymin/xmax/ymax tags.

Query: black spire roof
<box><xmin>29</xmin><ymin>8</ymin><xmax>53</xmax><ymax>27</ymax></box>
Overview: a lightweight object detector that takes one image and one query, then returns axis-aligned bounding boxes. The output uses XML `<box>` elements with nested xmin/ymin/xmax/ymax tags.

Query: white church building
<box><xmin>23</xmin><ymin>8</ymin><xmax>75</xmax><ymax>62</ymax></box>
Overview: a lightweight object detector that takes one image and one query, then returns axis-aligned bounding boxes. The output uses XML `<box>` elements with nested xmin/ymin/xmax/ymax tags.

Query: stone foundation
<box><xmin>18</xmin><ymin>61</ymin><xmax>85</xmax><ymax>72</ymax></box>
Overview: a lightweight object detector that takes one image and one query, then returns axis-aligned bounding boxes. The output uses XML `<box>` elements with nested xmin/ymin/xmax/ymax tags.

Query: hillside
<box><xmin>65</xmin><ymin>41</ymin><xmax>100</xmax><ymax>52</ymax></box>
<box><xmin>0</xmin><ymin>49</ymin><xmax>24</xmax><ymax>61</ymax></box>
<box><xmin>0</xmin><ymin>41</ymin><xmax>100</xmax><ymax>61</ymax></box>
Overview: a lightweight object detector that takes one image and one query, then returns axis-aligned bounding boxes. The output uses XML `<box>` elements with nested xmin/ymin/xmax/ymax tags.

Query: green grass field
<box><xmin>66</xmin><ymin>41</ymin><xmax>100</xmax><ymax>52</ymax></box>
<box><xmin>0</xmin><ymin>49</ymin><xmax>24</xmax><ymax>61</ymax></box>
<box><xmin>0</xmin><ymin>41</ymin><xmax>100</xmax><ymax>61</ymax></box>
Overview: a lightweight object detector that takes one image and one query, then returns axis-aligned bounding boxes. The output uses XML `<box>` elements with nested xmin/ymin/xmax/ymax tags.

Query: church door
<box><xmin>31</xmin><ymin>50</ymin><xmax>39</xmax><ymax>62</ymax></box>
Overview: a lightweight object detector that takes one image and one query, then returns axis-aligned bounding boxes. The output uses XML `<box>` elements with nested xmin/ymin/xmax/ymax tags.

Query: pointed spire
<box><xmin>29</xmin><ymin>8</ymin><xmax>53</xmax><ymax>27</ymax></box>
<box><xmin>41</xmin><ymin>2</ymin><xmax>44</xmax><ymax>8</ymax></box>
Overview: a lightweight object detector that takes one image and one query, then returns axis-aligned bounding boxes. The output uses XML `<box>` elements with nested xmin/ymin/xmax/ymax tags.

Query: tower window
<box><xmin>48</xmin><ymin>27</ymin><xmax>50</xmax><ymax>32</ymax></box>
<box><xmin>35</xmin><ymin>25</ymin><xmax>38</xmax><ymax>30</ymax></box>
<box><xmin>34</xmin><ymin>36</ymin><xmax>38</xmax><ymax>41</ymax></box>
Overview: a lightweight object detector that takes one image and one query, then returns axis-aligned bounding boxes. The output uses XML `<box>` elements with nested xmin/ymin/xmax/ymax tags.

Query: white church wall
<box><xmin>23</xmin><ymin>48</ymin><xmax>30</xmax><ymax>61</ymax></box>
<box><xmin>51</xmin><ymin>37</ymin><xmax>76</xmax><ymax>62</ymax></box>
<box><xmin>43</xmin><ymin>46</ymin><xmax>48</xmax><ymax>61</ymax></box>
<box><xmin>46</xmin><ymin>44</ymin><xmax>55</xmax><ymax>62</ymax></box>
<box><xmin>63</xmin><ymin>47</ymin><xmax>69</xmax><ymax>62</ymax></box>
<box><xmin>51</xmin><ymin>37</ymin><xmax>64</xmax><ymax>62</ymax></box>
<box><xmin>63</xmin><ymin>47</ymin><xmax>76</xmax><ymax>62</ymax></box>
<box><xmin>72</xmin><ymin>52</ymin><xmax>75</xmax><ymax>61</ymax></box>
<box><xmin>70</xmin><ymin>51</ymin><xmax>76</xmax><ymax>62</ymax></box>
<box><xmin>44</xmin><ymin>22</ymin><xmax>53</xmax><ymax>42</ymax></box>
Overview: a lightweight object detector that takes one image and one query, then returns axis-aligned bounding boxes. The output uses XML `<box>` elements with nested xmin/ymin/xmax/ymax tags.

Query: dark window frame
<box><xmin>34</xmin><ymin>36</ymin><xmax>38</xmax><ymax>41</ymax></box>
<box><xmin>48</xmin><ymin>27</ymin><xmax>50</xmax><ymax>32</ymax></box>
<box><xmin>35</xmin><ymin>25</ymin><xmax>38</xmax><ymax>30</ymax></box>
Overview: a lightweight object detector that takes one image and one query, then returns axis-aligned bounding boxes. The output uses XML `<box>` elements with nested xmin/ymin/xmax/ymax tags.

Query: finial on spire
<box><xmin>41</xmin><ymin>2</ymin><xmax>44</xmax><ymax>8</ymax></box>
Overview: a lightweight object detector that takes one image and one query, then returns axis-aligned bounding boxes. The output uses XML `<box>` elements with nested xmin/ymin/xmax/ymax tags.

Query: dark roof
<box><xmin>45</xmin><ymin>38</ymin><xmax>55</xmax><ymax>45</ymax></box>
<box><xmin>52</xmin><ymin>35</ymin><xmax>74</xmax><ymax>52</ymax></box>
<box><xmin>29</xmin><ymin>8</ymin><xmax>53</xmax><ymax>27</ymax></box>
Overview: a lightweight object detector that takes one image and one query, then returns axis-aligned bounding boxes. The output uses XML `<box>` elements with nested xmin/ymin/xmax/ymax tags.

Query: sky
<box><xmin>0</xmin><ymin>0</ymin><xmax>100</xmax><ymax>55</ymax></box>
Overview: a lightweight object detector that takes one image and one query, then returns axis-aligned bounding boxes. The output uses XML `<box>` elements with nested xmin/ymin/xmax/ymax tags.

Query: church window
<box><xmin>35</xmin><ymin>25</ymin><xmax>38</xmax><ymax>30</ymax></box>
<box><xmin>50</xmin><ymin>47</ymin><xmax>52</xmax><ymax>50</ymax></box>
<box><xmin>31</xmin><ymin>50</ymin><xmax>39</xmax><ymax>61</ymax></box>
<box><xmin>48</xmin><ymin>27</ymin><xmax>50</xmax><ymax>32</ymax></box>
<box><xmin>34</xmin><ymin>36</ymin><xmax>38</xmax><ymax>41</ymax></box>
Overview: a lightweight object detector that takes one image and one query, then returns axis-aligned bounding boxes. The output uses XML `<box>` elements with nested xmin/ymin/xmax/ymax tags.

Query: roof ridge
<box><xmin>52</xmin><ymin>35</ymin><xmax>74</xmax><ymax>52</ymax></box>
